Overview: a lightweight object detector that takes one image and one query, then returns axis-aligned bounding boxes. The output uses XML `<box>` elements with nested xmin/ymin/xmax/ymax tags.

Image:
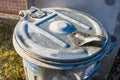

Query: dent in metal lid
<box><xmin>14</xmin><ymin>7</ymin><xmax>110</xmax><ymax>63</ymax></box>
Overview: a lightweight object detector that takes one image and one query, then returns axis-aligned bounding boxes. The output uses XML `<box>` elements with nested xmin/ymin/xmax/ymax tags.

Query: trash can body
<box><xmin>23</xmin><ymin>60</ymin><xmax>100</xmax><ymax>80</ymax></box>
<box><xmin>13</xmin><ymin>7</ymin><xmax>113</xmax><ymax>80</ymax></box>
<box><xmin>27</xmin><ymin>1</ymin><xmax>120</xmax><ymax>79</ymax></box>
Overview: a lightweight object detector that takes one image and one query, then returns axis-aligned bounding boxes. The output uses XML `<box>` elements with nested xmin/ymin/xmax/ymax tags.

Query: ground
<box><xmin>0</xmin><ymin>18</ymin><xmax>25</xmax><ymax>80</ymax></box>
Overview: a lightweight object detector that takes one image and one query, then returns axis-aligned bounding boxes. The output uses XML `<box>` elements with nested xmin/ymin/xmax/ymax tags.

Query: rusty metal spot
<box><xmin>34</xmin><ymin>76</ymin><xmax>37</xmax><ymax>80</ymax></box>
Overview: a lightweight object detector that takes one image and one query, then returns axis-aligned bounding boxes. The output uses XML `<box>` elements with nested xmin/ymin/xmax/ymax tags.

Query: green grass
<box><xmin>0</xmin><ymin>20</ymin><xmax>25</xmax><ymax>80</ymax></box>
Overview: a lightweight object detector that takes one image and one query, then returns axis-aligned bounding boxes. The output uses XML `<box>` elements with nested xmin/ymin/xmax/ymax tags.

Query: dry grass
<box><xmin>0</xmin><ymin>18</ymin><xmax>25</xmax><ymax>80</ymax></box>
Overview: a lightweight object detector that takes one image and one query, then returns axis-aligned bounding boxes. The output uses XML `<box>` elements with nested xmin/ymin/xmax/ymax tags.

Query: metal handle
<box><xmin>67</xmin><ymin>62</ymin><xmax>100</xmax><ymax>80</ymax></box>
<box><xmin>19</xmin><ymin>6</ymin><xmax>46</xmax><ymax>18</ymax></box>
<box><xmin>109</xmin><ymin>35</ymin><xmax>118</xmax><ymax>52</ymax></box>
<box><xmin>66</xmin><ymin>72</ymin><xmax>82</xmax><ymax>80</ymax></box>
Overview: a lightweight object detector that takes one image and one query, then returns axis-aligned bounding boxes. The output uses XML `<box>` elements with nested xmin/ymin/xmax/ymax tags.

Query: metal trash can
<box><xmin>13</xmin><ymin>7</ymin><xmax>114</xmax><ymax>80</ymax></box>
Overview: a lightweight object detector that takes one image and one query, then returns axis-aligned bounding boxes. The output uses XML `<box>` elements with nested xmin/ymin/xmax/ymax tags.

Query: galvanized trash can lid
<box><xmin>13</xmin><ymin>7</ymin><xmax>111</xmax><ymax>69</ymax></box>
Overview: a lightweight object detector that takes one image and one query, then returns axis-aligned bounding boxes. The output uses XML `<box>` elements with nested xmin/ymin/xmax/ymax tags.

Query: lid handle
<box><xmin>67</xmin><ymin>31</ymin><xmax>106</xmax><ymax>47</ymax></box>
<box><xmin>19</xmin><ymin>6</ymin><xmax>46</xmax><ymax>18</ymax></box>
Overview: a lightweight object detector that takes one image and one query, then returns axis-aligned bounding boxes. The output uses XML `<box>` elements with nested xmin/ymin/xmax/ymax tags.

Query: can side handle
<box><xmin>67</xmin><ymin>62</ymin><xmax>100</xmax><ymax>80</ymax></box>
<box><xmin>109</xmin><ymin>35</ymin><xmax>118</xmax><ymax>52</ymax></box>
